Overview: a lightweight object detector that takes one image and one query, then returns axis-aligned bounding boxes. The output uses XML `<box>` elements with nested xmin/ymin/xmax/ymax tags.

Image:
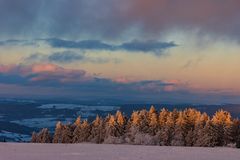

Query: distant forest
<box><xmin>32</xmin><ymin>106</ymin><xmax>240</xmax><ymax>148</ymax></box>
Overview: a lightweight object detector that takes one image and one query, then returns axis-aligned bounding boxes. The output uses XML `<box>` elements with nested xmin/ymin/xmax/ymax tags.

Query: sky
<box><xmin>0</xmin><ymin>0</ymin><xmax>240</xmax><ymax>104</ymax></box>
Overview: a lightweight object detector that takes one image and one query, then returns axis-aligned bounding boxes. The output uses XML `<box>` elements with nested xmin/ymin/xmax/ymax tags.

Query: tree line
<box><xmin>31</xmin><ymin>106</ymin><xmax>240</xmax><ymax>148</ymax></box>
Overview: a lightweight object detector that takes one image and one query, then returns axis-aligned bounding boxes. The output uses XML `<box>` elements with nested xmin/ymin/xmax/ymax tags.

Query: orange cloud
<box><xmin>31</xmin><ymin>63</ymin><xmax>60</xmax><ymax>73</ymax></box>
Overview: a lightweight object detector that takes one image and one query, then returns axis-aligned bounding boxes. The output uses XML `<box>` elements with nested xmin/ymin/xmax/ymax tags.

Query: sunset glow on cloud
<box><xmin>0</xmin><ymin>0</ymin><xmax>240</xmax><ymax>104</ymax></box>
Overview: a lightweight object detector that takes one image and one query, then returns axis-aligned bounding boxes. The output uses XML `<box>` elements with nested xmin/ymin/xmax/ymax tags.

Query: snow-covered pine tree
<box><xmin>196</xmin><ymin>119</ymin><xmax>218</xmax><ymax>147</ymax></box>
<box><xmin>158</xmin><ymin>112</ymin><xmax>175</xmax><ymax>146</ymax></box>
<box><xmin>36</xmin><ymin>128</ymin><xmax>52</xmax><ymax>143</ymax></box>
<box><xmin>125</xmin><ymin>111</ymin><xmax>140</xmax><ymax>144</ymax></box>
<box><xmin>73</xmin><ymin>120</ymin><xmax>91</xmax><ymax>143</ymax></box>
<box><xmin>31</xmin><ymin>132</ymin><xmax>38</xmax><ymax>143</ymax></box>
<box><xmin>105</xmin><ymin>115</ymin><xmax>117</xmax><ymax>137</ymax></box>
<box><xmin>185</xmin><ymin>129</ymin><xmax>194</xmax><ymax>146</ymax></box>
<box><xmin>172</xmin><ymin>109</ymin><xmax>179</xmax><ymax>122</ymax></box>
<box><xmin>183</xmin><ymin>108</ymin><xmax>201</xmax><ymax>146</ymax></box>
<box><xmin>232</xmin><ymin>119</ymin><xmax>240</xmax><ymax>148</ymax></box>
<box><xmin>74</xmin><ymin>116</ymin><xmax>81</xmax><ymax>127</ymax></box>
<box><xmin>72</xmin><ymin>123</ymin><xmax>81</xmax><ymax>143</ymax></box>
<box><xmin>234</xmin><ymin>119</ymin><xmax>240</xmax><ymax>148</ymax></box>
<box><xmin>53</xmin><ymin>121</ymin><xmax>63</xmax><ymax>143</ymax></box>
<box><xmin>158</xmin><ymin>108</ymin><xmax>169</xmax><ymax>129</ymax></box>
<box><xmin>82</xmin><ymin>120</ymin><xmax>91</xmax><ymax>141</ymax></box>
<box><xmin>104</xmin><ymin>114</ymin><xmax>124</xmax><ymax>143</ymax></box>
<box><xmin>138</xmin><ymin>109</ymin><xmax>149</xmax><ymax>133</ymax></box>
<box><xmin>193</xmin><ymin>112</ymin><xmax>209</xmax><ymax>146</ymax></box>
<box><xmin>115</xmin><ymin>110</ymin><xmax>127</xmax><ymax>137</ymax></box>
<box><xmin>131</xmin><ymin>111</ymin><xmax>140</xmax><ymax>127</ymax></box>
<box><xmin>171</xmin><ymin>111</ymin><xmax>187</xmax><ymax>146</ymax></box>
<box><xmin>148</xmin><ymin>106</ymin><xmax>158</xmax><ymax>135</ymax></box>
<box><xmin>184</xmin><ymin>108</ymin><xmax>201</xmax><ymax>130</ymax></box>
<box><xmin>62</xmin><ymin>124</ymin><xmax>74</xmax><ymax>143</ymax></box>
<box><xmin>90</xmin><ymin>115</ymin><xmax>105</xmax><ymax>143</ymax></box>
<box><xmin>212</xmin><ymin>110</ymin><xmax>233</xmax><ymax>146</ymax></box>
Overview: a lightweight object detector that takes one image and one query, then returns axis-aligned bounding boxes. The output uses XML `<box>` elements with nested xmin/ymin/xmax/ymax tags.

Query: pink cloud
<box><xmin>0</xmin><ymin>65</ymin><xmax>14</xmax><ymax>73</ymax></box>
<box><xmin>113</xmin><ymin>77</ymin><xmax>137</xmax><ymax>84</ymax></box>
<box><xmin>0</xmin><ymin>63</ymin><xmax>92</xmax><ymax>84</ymax></box>
<box><xmin>31</xmin><ymin>63</ymin><xmax>60</xmax><ymax>73</ymax></box>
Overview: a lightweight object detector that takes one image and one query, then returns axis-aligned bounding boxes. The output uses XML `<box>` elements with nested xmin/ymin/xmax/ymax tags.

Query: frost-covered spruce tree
<box><xmin>72</xmin><ymin>116</ymin><xmax>81</xmax><ymax>142</ymax></box>
<box><xmin>115</xmin><ymin>110</ymin><xmax>127</xmax><ymax>137</ymax></box>
<box><xmin>125</xmin><ymin>111</ymin><xmax>140</xmax><ymax>144</ymax></box>
<box><xmin>159</xmin><ymin>112</ymin><xmax>175</xmax><ymax>146</ymax></box>
<box><xmin>90</xmin><ymin>115</ymin><xmax>105</xmax><ymax>143</ymax></box>
<box><xmin>72</xmin><ymin>122</ymin><xmax>81</xmax><ymax>143</ymax></box>
<box><xmin>126</xmin><ymin>108</ymin><xmax>156</xmax><ymax>145</ymax></box>
<box><xmin>183</xmin><ymin>109</ymin><xmax>202</xmax><ymax>146</ymax></box>
<box><xmin>62</xmin><ymin>124</ymin><xmax>74</xmax><ymax>143</ymax></box>
<box><xmin>193</xmin><ymin>113</ymin><xmax>209</xmax><ymax>146</ymax></box>
<box><xmin>184</xmin><ymin>109</ymin><xmax>201</xmax><ymax>131</ymax></box>
<box><xmin>36</xmin><ymin>128</ymin><xmax>52</xmax><ymax>143</ymax></box>
<box><xmin>171</xmin><ymin>111</ymin><xmax>187</xmax><ymax>146</ymax></box>
<box><xmin>105</xmin><ymin>115</ymin><xmax>117</xmax><ymax>137</ymax></box>
<box><xmin>158</xmin><ymin>108</ymin><xmax>169</xmax><ymax>129</ymax></box>
<box><xmin>157</xmin><ymin>108</ymin><xmax>169</xmax><ymax>145</ymax></box>
<box><xmin>74</xmin><ymin>116</ymin><xmax>81</xmax><ymax>127</ymax></box>
<box><xmin>185</xmin><ymin>129</ymin><xmax>194</xmax><ymax>146</ymax></box>
<box><xmin>212</xmin><ymin>110</ymin><xmax>233</xmax><ymax>146</ymax></box>
<box><xmin>31</xmin><ymin>132</ymin><xmax>38</xmax><ymax>143</ymax></box>
<box><xmin>196</xmin><ymin>119</ymin><xmax>218</xmax><ymax>147</ymax></box>
<box><xmin>81</xmin><ymin>120</ymin><xmax>91</xmax><ymax>141</ymax></box>
<box><xmin>104</xmin><ymin>115</ymin><xmax>124</xmax><ymax>143</ymax></box>
<box><xmin>232</xmin><ymin>119</ymin><xmax>240</xmax><ymax>148</ymax></box>
<box><xmin>234</xmin><ymin>119</ymin><xmax>240</xmax><ymax>148</ymax></box>
<box><xmin>138</xmin><ymin>109</ymin><xmax>149</xmax><ymax>133</ymax></box>
<box><xmin>148</xmin><ymin>106</ymin><xmax>158</xmax><ymax>135</ymax></box>
<box><xmin>73</xmin><ymin>120</ymin><xmax>91</xmax><ymax>143</ymax></box>
<box><xmin>53</xmin><ymin>121</ymin><xmax>63</xmax><ymax>143</ymax></box>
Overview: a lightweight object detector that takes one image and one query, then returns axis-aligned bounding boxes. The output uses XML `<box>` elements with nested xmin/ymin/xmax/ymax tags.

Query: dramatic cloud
<box><xmin>0</xmin><ymin>63</ymin><xmax>239</xmax><ymax>103</ymax></box>
<box><xmin>1</xmin><ymin>1</ymin><xmax>240</xmax><ymax>104</ymax></box>
<box><xmin>0</xmin><ymin>63</ymin><xmax>183</xmax><ymax>96</ymax></box>
<box><xmin>0</xmin><ymin>0</ymin><xmax>239</xmax><ymax>40</ymax></box>
<box><xmin>24</xmin><ymin>51</ymin><xmax>122</xmax><ymax>64</ymax></box>
<box><xmin>0</xmin><ymin>64</ymin><xmax>90</xmax><ymax>86</ymax></box>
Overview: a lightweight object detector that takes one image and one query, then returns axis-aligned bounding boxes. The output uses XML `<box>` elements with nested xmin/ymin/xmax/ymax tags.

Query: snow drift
<box><xmin>0</xmin><ymin>143</ymin><xmax>239</xmax><ymax>160</ymax></box>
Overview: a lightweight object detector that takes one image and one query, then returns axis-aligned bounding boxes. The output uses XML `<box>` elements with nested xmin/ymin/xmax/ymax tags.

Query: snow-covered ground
<box><xmin>0</xmin><ymin>143</ymin><xmax>239</xmax><ymax>160</ymax></box>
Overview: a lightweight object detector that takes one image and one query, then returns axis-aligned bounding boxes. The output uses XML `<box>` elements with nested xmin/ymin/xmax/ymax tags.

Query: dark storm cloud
<box><xmin>0</xmin><ymin>0</ymin><xmax>240</xmax><ymax>40</ymax></box>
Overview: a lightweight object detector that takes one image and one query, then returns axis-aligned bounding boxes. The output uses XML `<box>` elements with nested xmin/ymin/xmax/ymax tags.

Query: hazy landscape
<box><xmin>1</xmin><ymin>0</ymin><xmax>240</xmax><ymax>159</ymax></box>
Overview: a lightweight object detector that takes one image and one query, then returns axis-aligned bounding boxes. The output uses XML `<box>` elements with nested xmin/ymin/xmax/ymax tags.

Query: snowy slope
<box><xmin>0</xmin><ymin>143</ymin><xmax>239</xmax><ymax>160</ymax></box>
